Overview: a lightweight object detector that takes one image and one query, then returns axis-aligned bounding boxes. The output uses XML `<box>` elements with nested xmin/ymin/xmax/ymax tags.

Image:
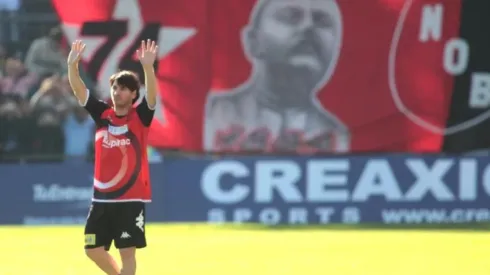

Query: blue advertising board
<box><xmin>0</xmin><ymin>162</ymin><xmax>165</xmax><ymax>225</ymax></box>
<box><xmin>161</xmin><ymin>155</ymin><xmax>490</xmax><ymax>225</ymax></box>
<box><xmin>1</xmin><ymin>155</ymin><xmax>490</xmax><ymax>225</ymax></box>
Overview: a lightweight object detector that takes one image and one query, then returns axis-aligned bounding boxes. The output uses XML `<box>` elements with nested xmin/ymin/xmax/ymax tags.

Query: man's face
<box><xmin>249</xmin><ymin>0</ymin><xmax>341</xmax><ymax>76</ymax></box>
<box><xmin>111</xmin><ymin>83</ymin><xmax>135</xmax><ymax>107</ymax></box>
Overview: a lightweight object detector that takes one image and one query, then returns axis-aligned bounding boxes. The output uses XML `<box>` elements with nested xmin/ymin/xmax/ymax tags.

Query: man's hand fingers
<box><xmin>80</xmin><ymin>44</ymin><xmax>86</xmax><ymax>54</ymax></box>
<box><xmin>78</xmin><ymin>40</ymin><xmax>84</xmax><ymax>51</ymax></box>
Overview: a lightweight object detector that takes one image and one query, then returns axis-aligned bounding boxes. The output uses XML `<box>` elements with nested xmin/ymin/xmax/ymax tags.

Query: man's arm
<box><xmin>67</xmin><ymin>40</ymin><xmax>88</xmax><ymax>104</ymax></box>
<box><xmin>68</xmin><ymin>63</ymin><xmax>89</xmax><ymax>104</ymax></box>
<box><xmin>136</xmin><ymin>95</ymin><xmax>155</xmax><ymax>127</ymax></box>
<box><xmin>135</xmin><ymin>39</ymin><xmax>159</xmax><ymax>126</ymax></box>
<box><xmin>143</xmin><ymin>65</ymin><xmax>157</xmax><ymax>109</ymax></box>
<box><xmin>135</xmin><ymin>68</ymin><xmax>157</xmax><ymax>127</ymax></box>
<box><xmin>138</xmin><ymin>39</ymin><xmax>158</xmax><ymax>109</ymax></box>
<box><xmin>67</xmin><ymin>40</ymin><xmax>108</xmax><ymax>122</ymax></box>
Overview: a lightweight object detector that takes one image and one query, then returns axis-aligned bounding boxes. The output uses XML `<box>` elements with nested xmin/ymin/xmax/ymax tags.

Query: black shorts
<box><xmin>84</xmin><ymin>202</ymin><xmax>146</xmax><ymax>250</ymax></box>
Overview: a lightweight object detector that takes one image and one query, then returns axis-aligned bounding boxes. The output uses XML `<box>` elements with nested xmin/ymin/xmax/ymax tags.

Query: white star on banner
<box><xmin>61</xmin><ymin>0</ymin><xmax>196</xmax><ymax>124</ymax></box>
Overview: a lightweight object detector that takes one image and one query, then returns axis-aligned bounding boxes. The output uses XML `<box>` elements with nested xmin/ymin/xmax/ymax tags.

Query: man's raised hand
<box><xmin>67</xmin><ymin>40</ymin><xmax>86</xmax><ymax>66</ymax></box>
<box><xmin>137</xmin><ymin>39</ymin><xmax>158</xmax><ymax>68</ymax></box>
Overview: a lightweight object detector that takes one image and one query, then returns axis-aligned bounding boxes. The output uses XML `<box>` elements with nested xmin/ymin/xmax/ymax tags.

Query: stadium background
<box><xmin>1</xmin><ymin>0</ymin><xmax>490</xmax><ymax>274</ymax></box>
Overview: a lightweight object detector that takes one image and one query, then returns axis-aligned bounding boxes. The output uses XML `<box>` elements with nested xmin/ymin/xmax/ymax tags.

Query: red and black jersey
<box><xmin>82</xmin><ymin>91</ymin><xmax>154</xmax><ymax>202</ymax></box>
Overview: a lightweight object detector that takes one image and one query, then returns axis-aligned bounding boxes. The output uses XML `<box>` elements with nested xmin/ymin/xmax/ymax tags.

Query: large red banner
<box><xmin>53</xmin><ymin>0</ymin><xmax>462</xmax><ymax>153</ymax></box>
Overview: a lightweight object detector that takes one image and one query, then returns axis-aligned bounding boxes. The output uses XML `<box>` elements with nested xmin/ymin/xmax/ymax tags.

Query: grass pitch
<box><xmin>0</xmin><ymin>224</ymin><xmax>488</xmax><ymax>275</ymax></box>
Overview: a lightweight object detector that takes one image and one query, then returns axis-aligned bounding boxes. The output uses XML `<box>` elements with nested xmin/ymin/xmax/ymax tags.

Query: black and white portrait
<box><xmin>204</xmin><ymin>0</ymin><xmax>349</xmax><ymax>153</ymax></box>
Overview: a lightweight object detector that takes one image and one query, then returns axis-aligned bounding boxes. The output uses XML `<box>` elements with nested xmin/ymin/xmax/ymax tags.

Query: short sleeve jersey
<box><xmin>81</xmin><ymin>90</ymin><xmax>155</xmax><ymax>202</ymax></box>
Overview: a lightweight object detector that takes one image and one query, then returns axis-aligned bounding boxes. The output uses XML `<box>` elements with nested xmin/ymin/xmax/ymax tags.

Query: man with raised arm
<box><xmin>67</xmin><ymin>39</ymin><xmax>158</xmax><ymax>275</ymax></box>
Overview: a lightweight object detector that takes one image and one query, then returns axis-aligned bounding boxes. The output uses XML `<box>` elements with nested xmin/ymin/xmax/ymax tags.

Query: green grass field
<box><xmin>0</xmin><ymin>224</ymin><xmax>488</xmax><ymax>275</ymax></box>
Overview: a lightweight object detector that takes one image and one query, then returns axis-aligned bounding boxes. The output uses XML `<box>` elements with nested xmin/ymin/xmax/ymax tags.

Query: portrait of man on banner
<box><xmin>204</xmin><ymin>0</ymin><xmax>350</xmax><ymax>153</ymax></box>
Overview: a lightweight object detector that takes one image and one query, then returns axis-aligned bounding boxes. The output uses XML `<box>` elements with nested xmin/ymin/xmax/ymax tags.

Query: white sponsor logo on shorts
<box><xmin>135</xmin><ymin>211</ymin><xmax>144</xmax><ymax>232</ymax></box>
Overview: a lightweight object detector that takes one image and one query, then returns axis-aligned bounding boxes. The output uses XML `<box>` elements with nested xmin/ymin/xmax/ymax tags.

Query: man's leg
<box><xmin>114</xmin><ymin>202</ymin><xmax>147</xmax><ymax>275</ymax></box>
<box><xmin>85</xmin><ymin>246</ymin><xmax>120</xmax><ymax>275</ymax></box>
<box><xmin>119</xmin><ymin>247</ymin><xmax>137</xmax><ymax>275</ymax></box>
<box><xmin>84</xmin><ymin>202</ymin><xmax>120</xmax><ymax>275</ymax></box>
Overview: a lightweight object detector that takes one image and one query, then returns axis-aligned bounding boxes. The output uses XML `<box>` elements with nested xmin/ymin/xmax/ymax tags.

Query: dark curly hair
<box><xmin>109</xmin><ymin>70</ymin><xmax>141</xmax><ymax>104</ymax></box>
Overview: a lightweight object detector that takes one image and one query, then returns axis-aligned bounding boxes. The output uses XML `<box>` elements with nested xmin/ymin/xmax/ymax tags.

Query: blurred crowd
<box><xmin>0</xmin><ymin>25</ymin><xmax>98</xmax><ymax>162</ymax></box>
